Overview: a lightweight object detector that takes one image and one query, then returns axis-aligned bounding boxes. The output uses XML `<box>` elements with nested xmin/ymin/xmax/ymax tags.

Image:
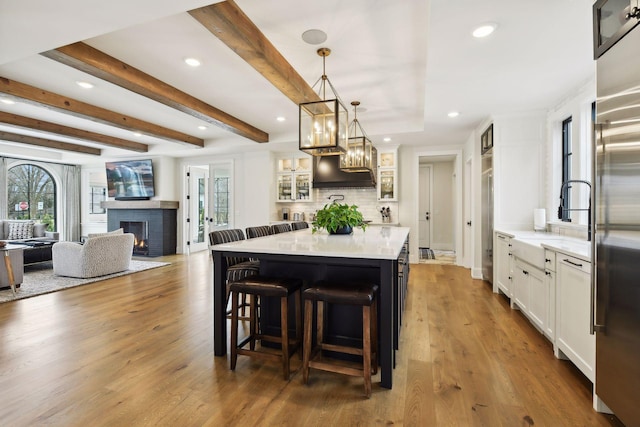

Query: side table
<box><xmin>1</xmin><ymin>244</ymin><xmax>26</xmax><ymax>296</ymax></box>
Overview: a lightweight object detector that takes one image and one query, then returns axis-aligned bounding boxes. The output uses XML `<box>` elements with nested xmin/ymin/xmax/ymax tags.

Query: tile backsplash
<box><xmin>276</xmin><ymin>187</ymin><xmax>399</xmax><ymax>223</ymax></box>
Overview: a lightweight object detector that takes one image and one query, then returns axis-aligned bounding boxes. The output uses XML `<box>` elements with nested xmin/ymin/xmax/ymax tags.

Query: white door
<box><xmin>187</xmin><ymin>166</ymin><xmax>209</xmax><ymax>252</ymax></box>
<box><xmin>210</xmin><ymin>161</ymin><xmax>233</xmax><ymax>232</ymax></box>
<box><xmin>464</xmin><ymin>158</ymin><xmax>472</xmax><ymax>268</ymax></box>
<box><xmin>419</xmin><ymin>165</ymin><xmax>432</xmax><ymax>248</ymax></box>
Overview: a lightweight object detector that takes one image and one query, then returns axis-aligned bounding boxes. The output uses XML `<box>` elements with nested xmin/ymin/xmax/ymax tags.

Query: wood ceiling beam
<box><xmin>41</xmin><ymin>42</ymin><xmax>269</xmax><ymax>143</ymax></box>
<box><xmin>0</xmin><ymin>111</ymin><xmax>148</xmax><ymax>153</ymax></box>
<box><xmin>0</xmin><ymin>77</ymin><xmax>204</xmax><ymax>147</ymax></box>
<box><xmin>188</xmin><ymin>1</ymin><xmax>321</xmax><ymax>106</ymax></box>
<box><xmin>0</xmin><ymin>130</ymin><xmax>101</xmax><ymax>155</ymax></box>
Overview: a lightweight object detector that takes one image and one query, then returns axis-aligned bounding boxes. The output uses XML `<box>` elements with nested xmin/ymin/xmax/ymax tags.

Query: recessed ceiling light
<box><xmin>302</xmin><ymin>29</ymin><xmax>328</xmax><ymax>45</ymax></box>
<box><xmin>472</xmin><ymin>23</ymin><xmax>497</xmax><ymax>38</ymax></box>
<box><xmin>383</xmin><ymin>137</ymin><xmax>392</xmax><ymax>142</ymax></box>
<box><xmin>0</xmin><ymin>98</ymin><xmax>15</xmax><ymax>105</ymax></box>
<box><xmin>198</xmin><ymin>125</ymin><xmax>208</xmax><ymax>130</ymax></box>
<box><xmin>448</xmin><ymin>111</ymin><xmax>460</xmax><ymax>118</ymax></box>
<box><xmin>76</xmin><ymin>81</ymin><xmax>94</xmax><ymax>89</ymax></box>
<box><xmin>276</xmin><ymin>116</ymin><xmax>286</xmax><ymax>122</ymax></box>
<box><xmin>184</xmin><ymin>57</ymin><xmax>201</xmax><ymax>67</ymax></box>
<box><xmin>133</xmin><ymin>132</ymin><xmax>142</xmax><ymax>137</ymax></box>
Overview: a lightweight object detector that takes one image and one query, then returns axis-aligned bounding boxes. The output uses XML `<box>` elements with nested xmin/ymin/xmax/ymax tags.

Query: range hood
<box><xmin>312</xmin><ymin>155</ymin><xmax>376</xmax><ymax>188</ymax></box>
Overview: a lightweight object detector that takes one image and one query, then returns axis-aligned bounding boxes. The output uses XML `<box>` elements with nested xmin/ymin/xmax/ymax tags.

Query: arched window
<box><xmin>7</xmin><ymin>164</ymin><xmax>57</xmax><ymax>231</ymax></box>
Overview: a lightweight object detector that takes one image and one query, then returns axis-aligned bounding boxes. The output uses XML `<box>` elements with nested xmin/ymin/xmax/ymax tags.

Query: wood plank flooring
<box><xmin>0</xmin><ymin>252</ymin><xmax>624</xmax><ymax>426</ymax></box>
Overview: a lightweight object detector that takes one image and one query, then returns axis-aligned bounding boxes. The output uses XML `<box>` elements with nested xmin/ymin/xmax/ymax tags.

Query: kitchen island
<box><xmin>211</xmin><ymin>225</ymin><xmax>410</xmax><ymax>389</ymax></box>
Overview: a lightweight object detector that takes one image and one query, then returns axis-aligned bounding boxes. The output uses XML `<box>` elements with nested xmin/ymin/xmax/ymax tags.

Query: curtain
<box><xmin>0</xmin><ymin>157</ymin><xmax>7</xmax><ymax>218</ymax></box>
<box><xmin>62</xmin><ymin>164</ymin><xmax>81</xmax><ymax>242</ymax></box>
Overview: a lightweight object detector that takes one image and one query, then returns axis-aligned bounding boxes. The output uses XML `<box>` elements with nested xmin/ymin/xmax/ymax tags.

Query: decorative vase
<box><xmin>330</xmin><ymin>225</ymin><xmax>353</xmax><ymax>235</ymax></box>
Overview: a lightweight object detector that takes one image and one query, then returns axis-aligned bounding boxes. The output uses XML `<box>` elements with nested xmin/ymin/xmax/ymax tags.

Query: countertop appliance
<box><xmin>594</xmin><ymin>7</ymin><xmax>640</xmax><ymax>425</ymax></box>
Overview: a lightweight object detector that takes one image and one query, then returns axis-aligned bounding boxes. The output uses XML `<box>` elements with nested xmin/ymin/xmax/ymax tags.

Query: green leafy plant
<box><xmin>312</xmin><ymin>203</ymin><xmax>367</xmax><ymax>234</ymax></box>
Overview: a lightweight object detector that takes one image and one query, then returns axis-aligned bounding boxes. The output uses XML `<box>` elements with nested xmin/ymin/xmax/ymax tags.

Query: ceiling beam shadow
<box><xmin>0</xmin><ymin>77</ymin><xmax>204</xmax><ymax>147</ymax></box>
<box><xmin>41</xmin><ymin>42</ymin><xmax>268</xmax><ymax>143</ymax></box>
<box><xmin>189</xmin><ymin>1</ymin><xmax>321</xmax><ymax>106</ymax></box>
<box><xmin>0</xmin><ymin>130</ymin><xmax>101</xmax><ymax>155</ymax></box>
<box><xmin>0</xmin><ymin>111</ymin><xmax>148</xmax><ymax>152</ymax></box>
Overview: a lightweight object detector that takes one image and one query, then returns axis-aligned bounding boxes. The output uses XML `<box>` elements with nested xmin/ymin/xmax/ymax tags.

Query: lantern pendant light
<box><xmin>299</xmin><ymin>48</ymin><xmax>348</xmax><ymax>156</ymax></box>
<box><xmin>340</xmin><ymin>101</ymin><xmax>377</xmax><ymax>175</ymax></box>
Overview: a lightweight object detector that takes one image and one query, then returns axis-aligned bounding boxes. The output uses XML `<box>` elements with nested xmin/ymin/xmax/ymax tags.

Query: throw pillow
<box><xmin>8</xmin><ymin>221</ymin><xmax>34</xmax><ymax>240</ymax></box>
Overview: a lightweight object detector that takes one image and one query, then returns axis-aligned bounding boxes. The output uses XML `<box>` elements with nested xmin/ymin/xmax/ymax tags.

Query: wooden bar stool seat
<box><xmin>229</xmin><ymin>275</ymin><xmax>303</xmax><ymax>380</ymax></box>
<box><xmin>302</xmin><ymin>281</ymin><xmax>378</xmax><ymax>398</ymax></box>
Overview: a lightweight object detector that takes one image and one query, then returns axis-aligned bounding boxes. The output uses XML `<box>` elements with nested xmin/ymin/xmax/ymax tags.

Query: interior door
<box><xmin>419</xmin><ymin>165</ymin><xmax>432</xmax><ymax>248</ymax></box>
<box><xmin>187</xmin><ymin>166</ymin><xmax>209</xmax><ymax>253</ymax></box>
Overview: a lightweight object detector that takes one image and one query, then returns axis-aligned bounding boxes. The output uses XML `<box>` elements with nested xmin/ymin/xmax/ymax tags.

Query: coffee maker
<box><xmin>282</xmin><ymin>207</ymin><xmax>289</xmax><ymax>220</ymax></box>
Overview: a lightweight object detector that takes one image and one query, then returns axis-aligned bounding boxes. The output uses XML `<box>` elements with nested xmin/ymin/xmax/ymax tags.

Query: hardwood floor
<box><xmin>0</xmin><ymin>252</ymin><xmax>623</xmax><ymax>426</ymax></box>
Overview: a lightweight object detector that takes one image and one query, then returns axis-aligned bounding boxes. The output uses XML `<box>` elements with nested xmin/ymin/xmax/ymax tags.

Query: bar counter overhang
<box><xmin>211</xmin><ymin>225</ymin><xmax>410</xmax><ymax>389</ymax></box>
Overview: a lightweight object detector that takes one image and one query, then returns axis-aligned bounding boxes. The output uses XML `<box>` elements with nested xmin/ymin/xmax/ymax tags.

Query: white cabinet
<box><xmin>555</xmin><ymin>253</ymin><xmax>595</xmax><ymax>382</ymax></box>
<box><xmin>495</xmin><ymin>233</ymin><xmax>512</xmax><ymax>297</ymax></box>
<box><xmin>544</xmin><ymin>249</ymin><xmax>556</xmax><ymax>340</ymax></box>
<box><xmin>377</xmin><ymin>147</ymin><xmax>398</xmax><ymax>201</ymax></box>
<box><xmin>512</xmin><ymin>256</ymin><xmax>546</xmax><ymax>334</ymax></box>
<box><xmin>276</xmin><ymin>154</ymin><xmax>313</xmax><ymax>202</ymax></box>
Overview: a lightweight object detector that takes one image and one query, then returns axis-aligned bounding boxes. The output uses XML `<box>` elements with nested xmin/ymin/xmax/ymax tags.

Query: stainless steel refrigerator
<box><xmin>481</xmin><ymin>148</ymin><xmax>493</xmax><ymax>284</ymax></box>
<box><xmin>594</xmin><ymin>13</ymin><xmax>640</xmax><ymax>426</ymax></box>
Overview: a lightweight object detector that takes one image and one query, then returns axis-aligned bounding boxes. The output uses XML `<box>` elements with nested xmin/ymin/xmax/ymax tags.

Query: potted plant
<box><xmin>312</xmin><ymin>203</ymin><xmax>367</xmax><ymax>234</ymax></box>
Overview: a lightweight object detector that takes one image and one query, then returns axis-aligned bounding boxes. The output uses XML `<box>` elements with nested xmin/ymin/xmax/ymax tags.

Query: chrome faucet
<box><xmin>558</xmin><ymin>180</ymin><xmax>592</xmax><ymax>241</ymax></box>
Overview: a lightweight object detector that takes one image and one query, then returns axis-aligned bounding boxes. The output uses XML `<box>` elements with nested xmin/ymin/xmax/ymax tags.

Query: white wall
<box><xmin>493</xmin><ymin>111</ymin><xmax>546</xmax><ymax>231</ymax></box>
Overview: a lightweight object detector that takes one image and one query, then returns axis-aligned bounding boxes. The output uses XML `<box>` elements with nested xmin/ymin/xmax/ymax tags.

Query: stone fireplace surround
<box><xmin>101</xmin><ymin>200</ymin><xmax>178</xmax><ymax>257</ymax></box>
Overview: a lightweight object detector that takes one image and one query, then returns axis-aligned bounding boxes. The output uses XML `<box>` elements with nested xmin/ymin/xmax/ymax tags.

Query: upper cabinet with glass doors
<box><xmin>377</xmin><ymin>147</ymin><xmax>398</xmax><ymax>201</ymax></box>
<box><xmin>593</xmin><ymin>0</ymin><xmax>640</xmax><ymax>59</ymax></box>
<box><xmin>276</xmin><ymin>154</ymin><xmax>313</xmax><ymax>202</ymax></box>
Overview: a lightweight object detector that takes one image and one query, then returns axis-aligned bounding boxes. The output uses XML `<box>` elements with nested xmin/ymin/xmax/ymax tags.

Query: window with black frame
<box><xmin>561</xmin><ymin>117</ymin><xmax>572</xmax><ymax>221</ymax></box>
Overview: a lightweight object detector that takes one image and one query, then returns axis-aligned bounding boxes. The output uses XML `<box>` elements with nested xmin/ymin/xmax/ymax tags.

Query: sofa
<box><xmin>52</xmin><ymin>232</ymin><xmax>135</xmax><ymax>278</ymax></box>
<box><xmin>0</xmin><ymin>220</ymin><xmax>59</xmax><ymax>243</ymax></box>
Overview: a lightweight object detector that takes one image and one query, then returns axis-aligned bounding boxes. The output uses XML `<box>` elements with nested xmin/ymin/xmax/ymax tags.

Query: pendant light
<box><xmin>340</xmin><ymin>101</ymin><xmax>377</xmax><ymax>175</ymax></box>
<box><xmin>299</xmin><ymin>48</ymin><xmax>348</xmax><ymax>156</ymax></box>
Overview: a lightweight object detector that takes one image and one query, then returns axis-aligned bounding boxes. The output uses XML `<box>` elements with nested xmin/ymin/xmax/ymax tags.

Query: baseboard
<box><xmin>471</xmin><ymin>267</ymin><xmax>483</xmax><ymax>279</ymax></box>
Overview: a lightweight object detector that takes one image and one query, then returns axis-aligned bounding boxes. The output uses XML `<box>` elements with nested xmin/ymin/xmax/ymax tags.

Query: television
<box><xmin>105</xmin><ymin>159</ymin><xmax>155</xmax><ymax>200</ymax></box>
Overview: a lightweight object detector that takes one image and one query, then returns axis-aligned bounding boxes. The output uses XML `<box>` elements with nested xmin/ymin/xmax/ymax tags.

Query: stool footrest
<box><xmin>308</xmin><ymin>359</ymin><xmax>366</xmax><ymax>378</ymax></box>
<box><xmin>320</xmin><ymin>342</ymin><xmax>363</xmax><ymax>357</ymax></box>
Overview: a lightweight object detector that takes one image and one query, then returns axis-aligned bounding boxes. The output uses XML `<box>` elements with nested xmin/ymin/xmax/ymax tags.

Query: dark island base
<box><xmin>257</xmin><ymin>260</ymin><xmax>388</xmax><ymax>363</ymax></box>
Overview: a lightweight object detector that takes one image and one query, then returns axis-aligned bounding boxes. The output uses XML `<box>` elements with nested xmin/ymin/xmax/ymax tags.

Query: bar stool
<box><xmin>271</xmin><ymin>223</ymin><xmax>292</xmax><ymax>234</ymax></box>
<box><xmin>229</xmin><ymin>275</ymin><xmax>303</xmax><ymax>380</ymax></box>
<box><xmin>302</xmin><ymin>281</ymin><xmax>378</xmax><ymax>398</ymax></box>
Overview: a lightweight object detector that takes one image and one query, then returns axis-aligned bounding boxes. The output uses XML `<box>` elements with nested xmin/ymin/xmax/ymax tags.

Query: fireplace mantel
<box><xmin>101</xmin><ymin>200</ymin><xmax>179</xmax><ymax>210</ymax></box>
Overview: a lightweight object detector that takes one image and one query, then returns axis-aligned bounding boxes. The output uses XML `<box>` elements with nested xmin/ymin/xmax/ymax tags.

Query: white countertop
<box><xmin>212</xmin><ymin>226</ymin><xmax>410</xmax><ymax>260</ymax></box>
<box><xmin>496</xmin><ymin>229</ymin><xmax>591</xmax><ymax>261</ymax></box>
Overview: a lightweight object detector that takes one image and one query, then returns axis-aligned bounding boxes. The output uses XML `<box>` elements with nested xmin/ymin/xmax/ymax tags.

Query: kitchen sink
<box><xmin>511</xmin><ymin>238</ymin><xmax>547</xmax><ymax>269</ymax></box>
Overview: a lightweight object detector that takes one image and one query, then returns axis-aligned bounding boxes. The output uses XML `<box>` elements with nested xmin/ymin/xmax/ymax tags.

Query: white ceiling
<box><xmin>0</xmin><ymin>0</ymin><xmax>595</xmax><ymax>165</ymax></box>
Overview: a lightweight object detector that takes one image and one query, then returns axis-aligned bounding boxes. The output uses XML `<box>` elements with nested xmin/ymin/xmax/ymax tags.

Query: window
<box><xmin>90</xmin><ymin>186</ymin><xmax>106</xmax><ymax>214</ymax></box>
<box><xmin>213</xmin><ymin>177</ymin><xmax>229</xmax><ymax>226</ymax></box>
<box><xmin>561</xmin><ymin>117</ymin><xmax>572</xmax><ymax>222</ymax></box>
<box><xmin>8</xmin><ymin>164</ymin><xmax>56</xmax><ymax>230</ymax></box>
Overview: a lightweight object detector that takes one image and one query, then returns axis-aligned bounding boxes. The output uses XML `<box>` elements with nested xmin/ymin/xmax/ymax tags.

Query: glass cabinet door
<box><xmin>295</xmin><ymin>156</ymin><xmax>311</xmax><ymax>172</ymax></box>
<box><xmin>278</xmin><ymin>158</ymin><xmax>295</xmax><ymax>173</ymax></box>
<box><xmin>277</xmin><ymin>174</ymin><xmax>293</xmax><ymax>201</ymax></box>
<box><xmin>594</xmin><ymin>0</ymin><xmax>638</xmax><ymax>58</ymax></box>
<box><xmin>295</xmin><ymin>173</ymin><xmax>311</xmax><ymax>200</ymax></box>
<box><xmin>379</xmin><ymin>151</ymin><xmax>395</xmax><ymax>168</ymax></box>
<box><xmin>379</xmin><ymin>170</ymin><xmax>395</xmax><ymax>200</ymax></box>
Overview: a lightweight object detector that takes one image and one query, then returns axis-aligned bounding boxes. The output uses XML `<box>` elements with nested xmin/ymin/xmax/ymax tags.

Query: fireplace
<box><xmin>102</xmin><ymin>200</ymin><xmax>178</xmax><ymax>257</ymax></box>
<box><xmin>121</xmin><ymin>221</ymin><xmax>149</xmax><ymax>256</ymax></box>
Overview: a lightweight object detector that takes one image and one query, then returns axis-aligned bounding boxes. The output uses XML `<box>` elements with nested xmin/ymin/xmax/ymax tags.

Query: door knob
<box><xmin>466</xmin><ymin>221</ymin><xmax>472</xmax><ymax>226</ymax></box>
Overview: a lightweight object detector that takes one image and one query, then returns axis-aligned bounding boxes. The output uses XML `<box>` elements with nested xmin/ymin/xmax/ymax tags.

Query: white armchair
<box><xmin>52</xmin><ymin>233</ymin><xmax>135</xmax><ymax>278</ymax></box>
